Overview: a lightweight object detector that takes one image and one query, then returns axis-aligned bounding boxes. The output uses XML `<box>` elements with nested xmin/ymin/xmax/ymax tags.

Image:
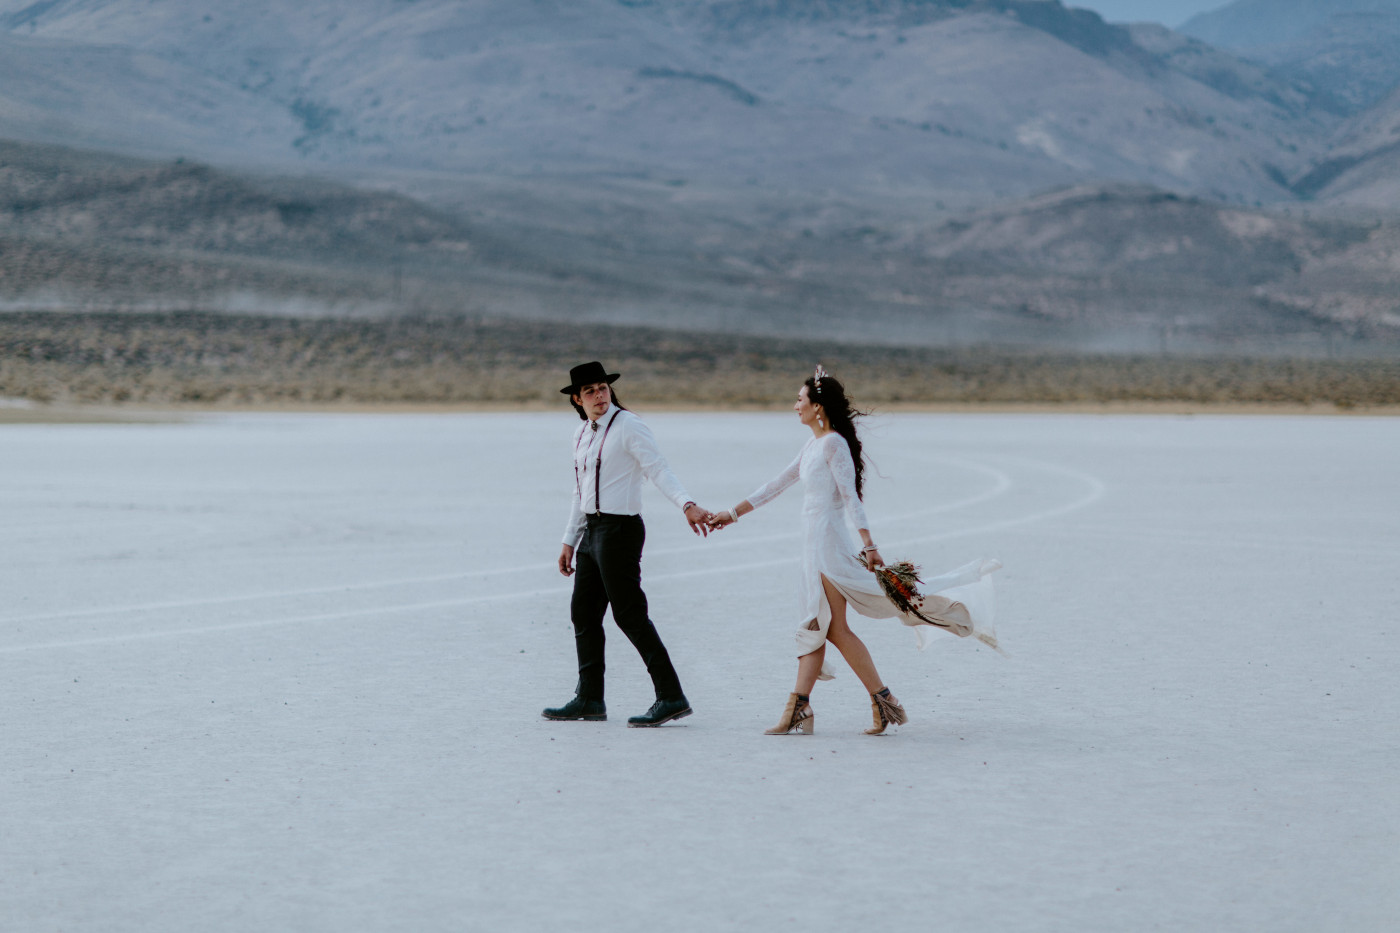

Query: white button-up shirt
<box><xmin>562</xmin><ymin>406</ymin><xmax>692</xmax><ymax>547</ymax></box>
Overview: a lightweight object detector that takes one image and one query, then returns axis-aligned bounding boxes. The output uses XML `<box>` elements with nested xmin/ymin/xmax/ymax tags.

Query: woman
<box><xmin>708</xmin><ymin>366</ymin><xmax>1001</xmax><ymax>735</ymax></box>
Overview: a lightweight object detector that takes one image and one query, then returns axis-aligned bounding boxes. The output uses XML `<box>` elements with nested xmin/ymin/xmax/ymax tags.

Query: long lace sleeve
<box><xmin>746</xmin><ymin>449</ymin><xmax>803</xmax><ymax>509</ymax></box>
<box><xmin>824</xmin><ymin>435</ymin><xmax>869</xmax><ymax>530</ymax></box>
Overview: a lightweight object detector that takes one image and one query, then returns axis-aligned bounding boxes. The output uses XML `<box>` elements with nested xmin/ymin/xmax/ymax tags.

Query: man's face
<box><xmin>575</xmin><ymin>381</ymin><xmax>612</xmax><ymax>420</ymax></box>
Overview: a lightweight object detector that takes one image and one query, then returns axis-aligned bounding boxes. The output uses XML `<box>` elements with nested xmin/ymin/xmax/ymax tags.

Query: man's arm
<box><xmin>562</xmin><ymin>499</ymin><xmax>585</xmax><ymax>553</ymax></box>
<box><xmin>625</xmin><ymin>417</ymin><xmax>712</xmax><ymax>536</ymax></box>
<box><xmin>560</xmin><ymin>425</ymin><xmax>585</xmax><ymax>571</ymax></box>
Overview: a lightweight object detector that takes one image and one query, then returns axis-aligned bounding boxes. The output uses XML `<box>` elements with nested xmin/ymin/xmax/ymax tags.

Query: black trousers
<box><xmin>570</xmin><ymin>513</ymin><xmax>684</xmax><ymax>703</ymax></box>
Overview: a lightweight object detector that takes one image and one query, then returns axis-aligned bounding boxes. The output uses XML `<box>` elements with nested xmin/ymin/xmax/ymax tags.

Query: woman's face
<box><xmin>795</xmin><ymin>384</ymin><xmax>823</xmax><ymax>428</ymax></box>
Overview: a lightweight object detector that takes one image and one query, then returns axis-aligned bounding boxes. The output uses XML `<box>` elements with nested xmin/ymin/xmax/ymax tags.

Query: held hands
<box><xmin>706</xmin><ymin>508</ymin><xmax>738</xmax><ymax>530</ymax></box>
<box><xmin>684</xmin><ymin>503</ymin><xmax>715</xmax><ymax>537</ymax></box>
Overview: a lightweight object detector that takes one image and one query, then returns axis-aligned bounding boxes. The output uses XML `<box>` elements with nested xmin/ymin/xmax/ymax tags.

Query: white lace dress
<box><xmin>746</xmin><ymin>432</ymin><xmax>1002</xmax><ymax>680</ymax></box>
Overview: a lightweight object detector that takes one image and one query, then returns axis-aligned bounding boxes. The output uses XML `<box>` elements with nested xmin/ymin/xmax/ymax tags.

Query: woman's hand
<box><xmin>707</xmin><ymin>509</ymin><xmax>736</xmax><ymax>530</ymax></box>
<box><xmin>863</xmin><ymin>547</ymin><xmax>885</xmax><ymax>571</ymax></box>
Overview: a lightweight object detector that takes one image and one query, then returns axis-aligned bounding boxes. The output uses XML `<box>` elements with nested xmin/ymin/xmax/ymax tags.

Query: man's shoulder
<box><xmin>613</xmin><ymin>408</ymin><xmax>647</xmax><ymax>431</ymax></box>
<box><xmin>615</xmin><ymin>409</ymin><xmax>663</xmax><ymax>454</ymax></box>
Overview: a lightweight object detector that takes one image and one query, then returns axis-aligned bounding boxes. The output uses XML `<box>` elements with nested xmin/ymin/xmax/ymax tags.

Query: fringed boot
<box><xmin>764</xmin><ymin>692</ymin><xmax>814</xmax><ymax>735</ymax></box>
<box><xmin>864</xmin><ymin>687</ymin><xmax>908</xmax><ymax>735</ymax></box>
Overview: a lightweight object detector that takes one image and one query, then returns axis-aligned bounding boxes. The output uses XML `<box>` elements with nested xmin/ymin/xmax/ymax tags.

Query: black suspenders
<box><xmin>574</xmin><ymin>408</ymin><xmax>620</xmax><ymax>516</ymax></box>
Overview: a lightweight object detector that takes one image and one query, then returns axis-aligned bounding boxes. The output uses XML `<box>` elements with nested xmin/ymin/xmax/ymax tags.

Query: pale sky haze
<box><xmin>1069</xmin><ymin>0</ymin><xmax>1229</xmax><ymax>28</ymax></box>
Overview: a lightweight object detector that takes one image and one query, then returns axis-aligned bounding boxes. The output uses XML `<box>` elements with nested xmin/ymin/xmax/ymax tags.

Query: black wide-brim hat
<box><xmin>560</xmin><ymin>361</ymin><xmax>621</xmax><ymax>395</ymax></box>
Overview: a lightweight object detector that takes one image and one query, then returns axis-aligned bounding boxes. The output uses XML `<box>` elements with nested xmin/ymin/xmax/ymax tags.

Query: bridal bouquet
<box><xmin>862</xmin><ymin>556</ymin><xmax>941</xmax><ymax>625</ymax></box>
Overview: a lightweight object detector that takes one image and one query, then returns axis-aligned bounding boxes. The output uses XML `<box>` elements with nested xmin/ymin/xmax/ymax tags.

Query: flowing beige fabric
<box><xmin>801</xmin><ymin>558</ymin><xmax>1004</xmax><ymax>680</ymax></box>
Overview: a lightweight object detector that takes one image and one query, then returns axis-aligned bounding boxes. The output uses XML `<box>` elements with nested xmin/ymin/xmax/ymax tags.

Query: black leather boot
<box><xmin>627</xmin><ymin>696</ymin><xmax>692</xmax><ymax>727</ymax></box>
<box><xmin>542</xmin><ymin>696</ymin><xmax>607</xmax><ymax>721</ymax></box>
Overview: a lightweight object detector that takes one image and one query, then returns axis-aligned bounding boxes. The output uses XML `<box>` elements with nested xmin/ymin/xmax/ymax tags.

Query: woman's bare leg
<box><xmin>820</xmin><ymin>574</ymin><xmax>888</xmax><ymax>696</ymax></box>
<box><xmin>795</xmin><ymin>644</ymin><xmax>825</xmax><ymax>695</ymax></box>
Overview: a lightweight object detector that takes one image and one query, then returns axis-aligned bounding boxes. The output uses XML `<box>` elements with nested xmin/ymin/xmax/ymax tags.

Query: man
<box><xmin>544</xmin><ymin>361</ymin><xmax>711</xmax><ymax>727</ymax></box>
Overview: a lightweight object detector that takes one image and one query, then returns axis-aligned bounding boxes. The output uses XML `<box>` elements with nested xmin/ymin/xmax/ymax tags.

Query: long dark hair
<box><xmin>805</xmin><ymin>371</ymin><xmax>866</xmax><ymax>499</ymax></box>
<box><xmin>570</xmin><ymin>388</ymin><xmax>628</xmax><ymax>420</ymax></box>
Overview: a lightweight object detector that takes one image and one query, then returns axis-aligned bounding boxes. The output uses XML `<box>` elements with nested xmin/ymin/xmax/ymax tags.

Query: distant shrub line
<box><xmin>2</xmin><ymin>311</ymin><xmax>1397</xmax><ymax>408</ymax></box>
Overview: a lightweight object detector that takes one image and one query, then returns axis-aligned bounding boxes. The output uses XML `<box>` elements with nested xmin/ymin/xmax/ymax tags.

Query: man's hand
<box><xmin>684</xmin><ymin>503</ymin><xmax>714</xmax><ymax>537</ymax></box>
<box><xmin>558</xmin><ymin>544</ymin><xmax>576</xmax><ymax>576</ymax></box>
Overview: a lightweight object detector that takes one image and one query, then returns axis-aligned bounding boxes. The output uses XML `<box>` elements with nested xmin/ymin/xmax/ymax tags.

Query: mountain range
<box><xmin>1181</xmin><ymin>0</ymin><xmax>1400</xmax><ymax>113</ymax></box>
<box><xmin>0</xmin><ymin>0</ymin><xmax>1379</xmax><ymax>204</ymax></box>
<box><xmin>2</xmin><ymin>0</ymin><xmax>1399</xmax><ymax>350</ymax></box>
<box><xmin>1179</xmin><ymin>0</ymin><xmax>1400</xmax><ymax>206</ymax></box>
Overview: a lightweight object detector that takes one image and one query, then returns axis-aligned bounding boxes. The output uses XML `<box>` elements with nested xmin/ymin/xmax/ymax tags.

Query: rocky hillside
<box><xmin>0</xmin><ymin>141</ymin><xmax>471</xmax><ymax>258</ymax></box>
<box><xmin>4</xmin><ymin>140</ymin><xmax>1397</xmax><ymax>350</ymax></box>
<box><xmin>907</xmin><ymin>184</ymin><xmax>1400</xmax><ymax>340</ymax></box>
<box><xmin>0</xmin><ymin>139</ymin><xmax>490</xmax><ymax>314</ymax></box>
<box><xmin>1291</xmin><ymin>86</ymin><xmax>1400</xmax><ymax>205</ymax></box>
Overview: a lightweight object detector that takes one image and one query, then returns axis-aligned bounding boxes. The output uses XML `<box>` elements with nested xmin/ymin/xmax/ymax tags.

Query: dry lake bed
<box><xmin>2</xmin><ymin>411</ymin><xmax>1396</xmax><ymax>932</ymax></box>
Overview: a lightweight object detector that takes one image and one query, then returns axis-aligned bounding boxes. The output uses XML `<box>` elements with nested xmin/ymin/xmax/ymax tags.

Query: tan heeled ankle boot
<box><xmin>764</xmin><ymin>692</ymin><xmax>814</xmax><ymax>735</ymax></box>
<box><xmin>864</xmin><ymin>688</ymin><xmax>908</xmax><ymax>735</ymax></box>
